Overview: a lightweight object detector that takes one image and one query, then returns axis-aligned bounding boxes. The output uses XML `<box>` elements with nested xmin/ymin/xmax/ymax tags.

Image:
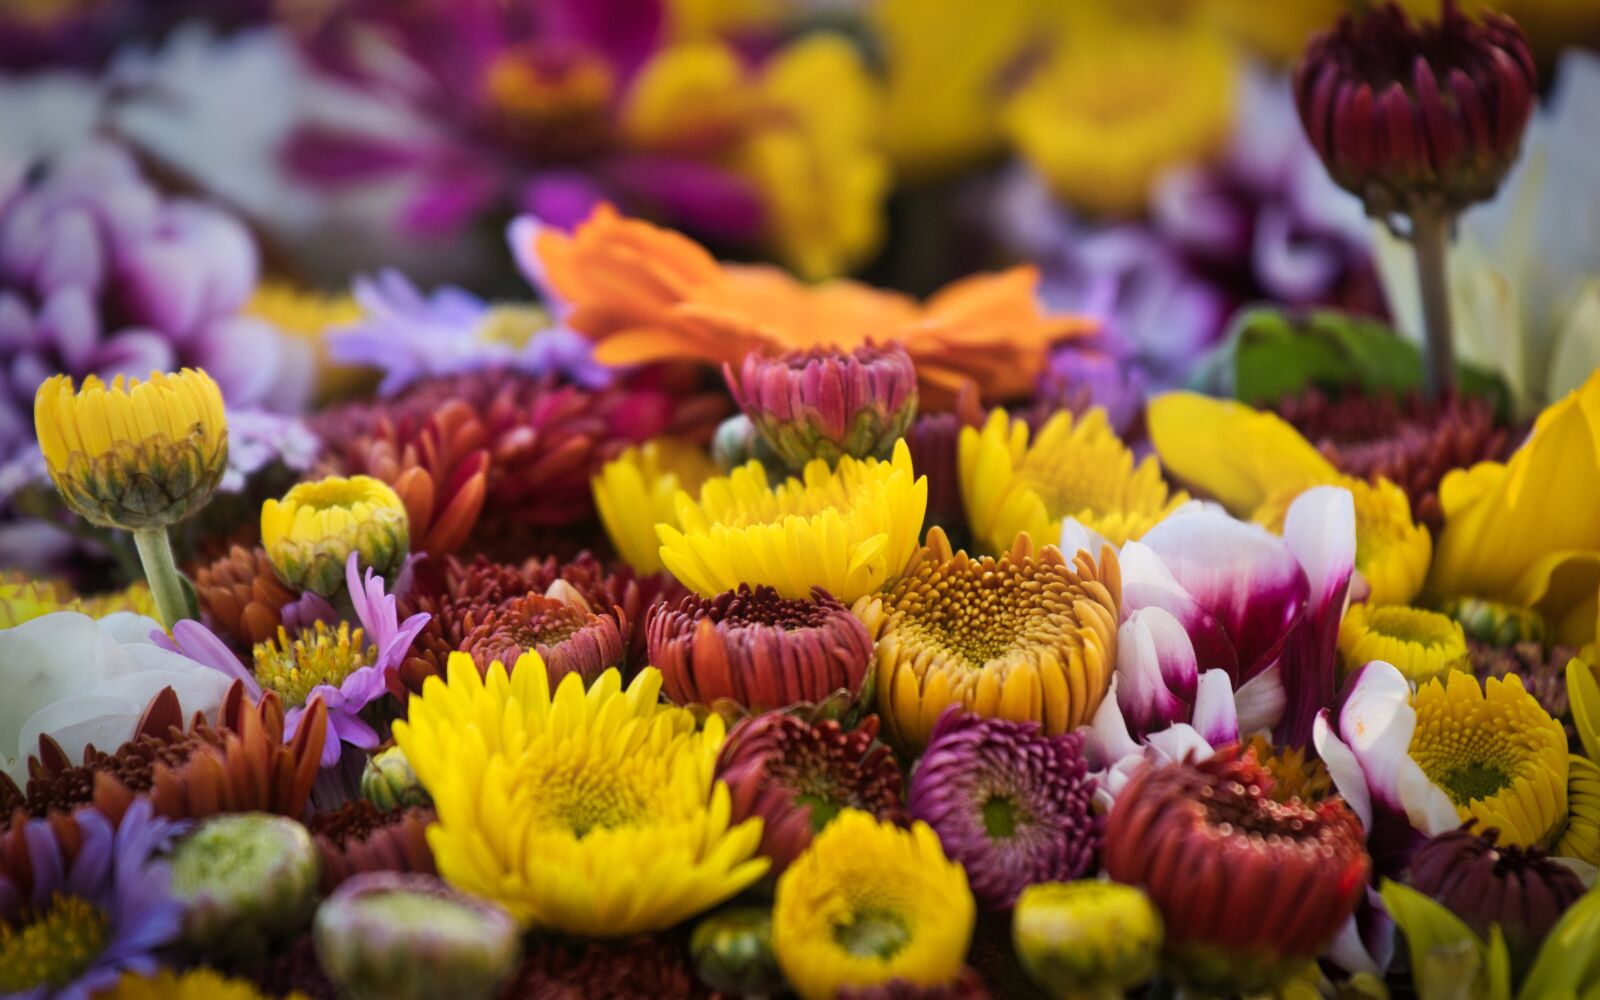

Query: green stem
<box><xmin>133</xmin><ymin>527</ymin><xmax>187</xmax><ymax>629</ymax></box>
<box><xmin>1410</xmin><ymin>205</ymin><xmax>1457</xmax><ymax>399</ymax></box>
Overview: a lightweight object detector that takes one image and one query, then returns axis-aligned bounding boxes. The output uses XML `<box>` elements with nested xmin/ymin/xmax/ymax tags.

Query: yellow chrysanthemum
<box><xmin>1570</xmin><ymin>655</ymin><xmax>1600</xmax><ymax>763</ymax></box>
<box><xmin>1256</xmin><ymin>475</ymin><xmax>1431</xmax><ymax>606</ymax></box>
<box><xmin>592</xmin><ymin>438</ymin><xmax>717</xmax><ymax>575</ymax></box>
<box><xmin>245</xmin><ymin>281</ymin><xmax>368</xmax><ymax>401</ymax></box>
<box><xmin>99</xmin><ymin>968</ymin><xmax>301</xmax><ymax>1000</ymax></box>
<box><xmin>853</xmin><ymin>527</ymin><xmax>1120</xmax><ymax>750</ymax></box>
<box><xmin>392</xmin><ymin>653</ymin><xmax>768</xmax><ymax>935</ymax></box>
<box><xmin>772</xmin><ymin>809</ymin><xmax>974</xmax><ymax>1000</ymax></box>
<box><xmin>1002</xmin><ymin>14</ymin><xmax>1236</xmax><ymax>216</ymax></box>
<box><xmin>1338</xmin><ymin>604</ymin><xmax>1470</xmax><ymax>684</ymax></box>
<box><xmin>1556</xmin><ymin>755</ymin><xmax>1600</xmax><ymax>865</ymax></box>
<box><xmin>34</xmin><ymin>369</ymin><xmax>228</xmax><ymax>530</ymax></box>
<box><xmin>657</xmin><ymin>439</ymin><xmax>926</xmax><ymax>603</ymax></box>
<box><xmin>0</xmin><ymin>575</ymin><xmax>154</xmax><ymax>629</ymax></box>
<box><xmin>1409</xmin><ymin>671</ymin><xmax>1568</xmax><ymax>848</ymax></box>
<box><xmin>959</xmin><ymin>408</ymin><xmax>1185</xmax><ymax>554</ymax></box>
<box><xmin>261</xmin><ymin>475</ymin><xmax>409</xmax><ymax>596</ymax></box>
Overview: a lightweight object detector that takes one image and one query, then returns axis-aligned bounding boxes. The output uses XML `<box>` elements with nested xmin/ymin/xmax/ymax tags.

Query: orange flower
<box><xmin>528</xmin><ymin>205</ymin><xmax>1092</xmax><ymax>408</ymax></box>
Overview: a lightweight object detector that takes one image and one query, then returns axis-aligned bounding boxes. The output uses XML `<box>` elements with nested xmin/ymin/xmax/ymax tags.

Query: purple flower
<box><xmin>0</xmin><ymin>799</ymin><xmax>186</xmax><ymax>1000</ymax></box>
<box><xmin>328</xmin><ymin>269</ymin><xmax>607</xmax><ymax>396</ymax></box>
<box><xmin>219</xmin><ymin>409</ymin><xmax>322</xmax><ymax>493</ymax></box>
<box><xmin>907</xmin><ymin>708</ymin><xmax>1098</xmax><ymax>910</ymax></box>
<box><xmin>0</xmin><ymin>141</ymin><xmax>311</xmax><ymax>472</ymax></box>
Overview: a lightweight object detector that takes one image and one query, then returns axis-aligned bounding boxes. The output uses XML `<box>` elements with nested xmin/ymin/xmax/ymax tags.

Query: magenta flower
<box><xmin>909</xmin><ymin>708</ymin><xmax>1098</xmax><ymax>910</ymax></box>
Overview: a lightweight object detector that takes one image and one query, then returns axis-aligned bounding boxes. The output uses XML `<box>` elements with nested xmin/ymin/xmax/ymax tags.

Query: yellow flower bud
<box><xmin>261</xmin><ymin>475</ymin><xmax>409</xmax><ymax>596</ymax></box>
<box><xmin>33</xmin><ymin>369</ymin><xmax>228</xmax><ymax>530</ymax></box>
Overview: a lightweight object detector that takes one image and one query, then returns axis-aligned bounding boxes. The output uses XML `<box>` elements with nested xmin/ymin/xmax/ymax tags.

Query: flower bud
<box><xmin>360</xmin><ymin>746</ymin><xmax>432</xmax><ymax>811</ymax></box>
<box><xmin>169</xmin><ymin>812</ymin><xmax>321</xmax><ymax>964</ymax></box>
<box><xmin>690</xmin><ymin>907</ymin><xmax>784</xmax><ymax>996</ymax></box>
<box><xmin>1441</xmin><ymin>596</ymin><xmax>1546</xmax><ymax>647</ymax></box>
<box><xmin>726</xmin><ymin>343</ymin><xmax>918</xmax><ymax>471</ymax></box>
<box><xmin>34</xmin><ymin>369</ymin><xmax>228</xmax><ymax>529</ymax></box>
<box><xmin>261</xmin><ymin>475</ymin><xmax>410</xmax><ymax>596</ymax></box>
<box><xmin>711</xmin><ymin>413</ymin><xmax>782</xmax><ymax>472</ymax></box>
<box><xmin>1294</xmin><ymin>1</ymin><xmax>1536</xmax><ymax>217</ymax></box>
<box><xmin>313</xmin><ymin>872</ymin><xmax>520</xmax><ymax>1000</ymax></box>
<box><xmin>1013</xmin><ymin>881</ymin><xmax>1161</xmax><ymax>1000</ymax></box>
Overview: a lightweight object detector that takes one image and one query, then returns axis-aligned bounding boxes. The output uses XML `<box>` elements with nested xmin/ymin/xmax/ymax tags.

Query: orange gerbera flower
<box><xmin>527</xmin><ymin>205</ymin><xmax>1093</xmax><ymax>408</ymax></box>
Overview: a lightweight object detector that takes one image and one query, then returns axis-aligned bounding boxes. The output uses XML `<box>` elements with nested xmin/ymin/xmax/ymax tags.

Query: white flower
<box><xmin>0</xmin><ymin>611</ymin><xmax>236</xmax><ymax>783</ymax></box>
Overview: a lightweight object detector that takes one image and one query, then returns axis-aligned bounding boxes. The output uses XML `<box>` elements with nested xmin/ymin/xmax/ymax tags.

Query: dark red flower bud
<box><xmin>1294</xmin><ymin>1</ymin><xmax>1536</xmax><ymax>216</ymax></box>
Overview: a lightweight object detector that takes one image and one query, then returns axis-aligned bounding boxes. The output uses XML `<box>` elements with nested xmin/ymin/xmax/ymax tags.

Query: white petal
<box><xmin>1059</xmin><ymin>517</ymin><xmax>1111</xmax><ymax>562</ymax></box>
<box><xmin>1397</xmin><ymin>759</ymin><xmax>1464</xmax><ymax>837</ymax></box>
<box><xmin>96</xmin><ymin>611</ymin><xmax>166</xmax><ymax>646</ymax></box>
<box><xmin>1190</xmin><ymin>669</ymin><xmax>1239</xmax><ymax>746</ymax></box>
<box><xmin>1314</xmin><ymin>709</ymin><xmax>1373</xmax><ymax>833</ymax></box>
<box><xmin>1338</xmin><ymin>661</ymin><xmax>1418</xmax><ymax>814</ymax></box>
<box><xmin>1283</xmin><ymin>485</ymin><xmax>1356</xmax><ymax>610</ymax></box>
<box><xmin>1236</xmin><ymin>662</ymin><xmax>1286</xmax><ymax>736</ymax></box>
<box><xmin>0</xmin><ymin>613</ymin><xmax>134</xmax><ymax>767</ymax></box>
<box><xmin>1145</xmin><ymin>723</ymin><xmax>1215</xmax><ymax>764</ymax></box>
<box><xmin>1326</xmin><ymin>913</ymin><xmax>1385</xmax><ymax>978</ymax></box>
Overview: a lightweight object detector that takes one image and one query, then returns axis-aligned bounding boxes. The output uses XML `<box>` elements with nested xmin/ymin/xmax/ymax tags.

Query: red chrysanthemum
<box><xmin>458</xmin><ymin>593</ymin><xmax>625</xmax><ymax>683</ymax></box>
<box><xmin>1104</xmin><ymin>746</ymin><xmax>1370</xmax><ymax>994</ymax></box>
<box><xmin>647</xmin><ymin>586</ymin><xmax>874</xmax><ymax>713</ymax></box>
<box><xmin>716</xmin><ymin>713</ymin><xmax>906</xmax><ymax>873</ymax></box>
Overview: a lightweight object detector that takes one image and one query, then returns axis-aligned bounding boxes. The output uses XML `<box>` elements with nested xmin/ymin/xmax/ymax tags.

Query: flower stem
<box><xmin>1410</xmin><ymin>205</ymin><xmax>1456</xmax><ymax>398</ymax></box>
<box><xmin>133</xmin><ymin>526</ymin><xmax>188</xmax><ymax>629</ymax></box>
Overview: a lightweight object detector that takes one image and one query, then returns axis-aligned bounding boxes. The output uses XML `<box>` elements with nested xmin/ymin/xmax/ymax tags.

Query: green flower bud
<box><xmin>1440</xmin><ymin>596</ymin><xmax>1546</xmax><ymax>648</ymax></box>
<box><xmin>690</xmin><ymin>907</ymin><xmax>783</xmax><ymax>996</ymax></box>
<box><xmin>261</xmin><ymin>475</ymin><xmax>409</xmax><ymax>596</ymax></box>
<box><xmin>1013</xmin><ymin>881</ymin><xmax>1162</xmax><ymax>1000</ymax></box>
<box><xmin>313</xmin><ymin>872</ymin><xmax>520</xmax><ymax>1000</ymax></box>
<box><xmin>361</xmin><ymin>746</ymin><xmax>432</xmax><ymax>811</ymax></box>
<box><xmin>169</xmin><ymin>813</ymin><xmax>321</xmax><ymax>964</ymax></box>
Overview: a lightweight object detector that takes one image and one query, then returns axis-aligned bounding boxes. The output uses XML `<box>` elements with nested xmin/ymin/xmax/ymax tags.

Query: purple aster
<box><xmin>907</xmin><ymin>707</ymin><xmax>1099</xmax><ymax>910</ymax></box>
<box><xmin>0</xmin><ymin>798</ymin><xmax>186</xmax><ymax>999</ymax></box>
<box><xmin>0</xmin><ymin>141</ymin><xmax>311</xmax><ymax>473</ymax></box>
<box><xmin>328</xmin><ymin>269</ymin><xmax>608</xmax><ymax>396</ymax></box>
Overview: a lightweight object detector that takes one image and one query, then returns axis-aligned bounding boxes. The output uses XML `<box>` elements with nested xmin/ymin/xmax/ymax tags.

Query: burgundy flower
<box><xmin>908</xmin><ymin>708</ymin><xmax>1098</xmax><ymax>910</ymax></box>
<box><xmin>836</xmin><ymin>969</ymin><xmax>991</xmax><ymax>999</ymax></box>
<box><xmin>459</xmin><ymin>592</ymin><xmax>625</xmax><ymax>682</ymax></box>
<box><xmin>725</xmin><ymin>343</ymin><xmax>918</xmax><ymax>470</ymax></box>
<box><xmin>1275</xmin><ymin>388</ymin><xmax>1510</xmax><ymax>531</ymax></box>
<box><xmin>716</xmin><ymin>713</ymin><xmax>905</xmax><ymax>873</ymax></box>
<box><xmin>501</xmin><ymin>936</ymin><xmax>710</xmax><ymax>1000</ymax></box>
<box><xmin>308</xmin><ymin>802</ymin><xmax>438</xmax><ymax>893</ymax></box>
<box><xmin>647</xmin><ymin>585</ymin><xmax>874</xmax><ymax>713</ymax></box>
<box><xmin>1295</xmin><ymin>0</ymin><xmax>1536</xmax><ymax>216</ymax></box>
<box><xmin>1407</xmin><ymin>825</ymin><xmax>1584</xmax><ymax>971</ymax></box>
<box><xmin>1104</xmin><ymin>746</ymin><xmax>1370</xmax><ymax>994</ymax></box>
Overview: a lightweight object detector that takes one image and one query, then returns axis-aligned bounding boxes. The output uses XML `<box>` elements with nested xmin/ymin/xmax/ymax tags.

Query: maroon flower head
<box><xmin>1408</xmin><ymin>825</ymin><xmax>1585</xmax><ymax>971</ymax></box>
<box><xmin>647</xmin><ymin>585</ymin><xmax>874</xmax><ymax>713</ymax></box>
<box><xmin>1295</xmin><ymin>0</ymin><xmax>1536</xmax><ymax>216</ymax></box>
<box><xmin>1104</xmin><ymin>746</ymin><xmax>1370</xmax><ymax>994</ymax></box>
<box><xmin>715</xmin><ymin>713</ymin><xmax>906</xmax><ymax>873</ymax></box>
<box><xmin>308</xmin><ymin>802</ymin><xmax>438</xmax><ymax>894</ymax></box>
<box><xmin>908</xmin><ymin>708</ymin><xmax>1099</xmax><ymax>910</ymax></box>
<box><xmin>459</xmin><ymin>592</ymin><xmax>626</xmax><ymax>684</ymax></box>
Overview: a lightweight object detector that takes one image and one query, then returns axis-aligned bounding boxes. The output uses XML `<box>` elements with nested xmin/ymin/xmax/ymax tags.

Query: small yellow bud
<box><xmin>261</xmin><ymin>475</ymin><xmax>409</xmax><ymax>596</ymax></box>
<box><xmin>33</xmin><ymin>369</ymin><xmax>228</xmax><ymax>530</ymax></box>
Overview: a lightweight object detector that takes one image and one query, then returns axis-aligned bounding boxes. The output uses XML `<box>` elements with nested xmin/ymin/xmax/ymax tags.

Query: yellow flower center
<box><xmin>1244</xmin><ymin>735</ymin><xmax>1333</xmax><ymax>804</ymax></box>
<box><xmin>476</xmin><ymin>305</ymin><xmax>553</xmax><ymax>349</ymax></box>
<box><xmin>520</xmin><ymin>750</ymin><xmax>654</xmax><ymax>839</ymax></box>
<box><xmin>833</xmin><ymin>908</ymin><xmax>912</xmax><ymax>960</ymax></box>
<box><xmin>1408</xmin><ymin>672</ymin><xmax>1568</xmax><ymax>847</ymax></box>
<box><xmin>245</xmin><ymin>282</ymin><xmax>362</xmax><ymax>338</ymax></box>
<box><xmin>253</xmin><ymin>622</ymin><xmax>375</xmax><ymax>708</ymax></box>
<box><xmin>0</xmin><ymin>894</ymin><xmax>110</xmax><ymax>994</ymax></box>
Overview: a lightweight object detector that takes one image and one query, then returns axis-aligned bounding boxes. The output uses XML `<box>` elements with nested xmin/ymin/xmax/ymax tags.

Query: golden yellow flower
<box><xmin>772</xmin><ymin>809</ymin><xmax>974</xmax><ymax>1000</ymax></box>
<box><xmin>592</xmin><ymin>438</ymin><xmax>717</xmax><ymax>575</ymax></box>
<box><xmin>853</xmin><ymin>527</ymin><xmax>1120</xmax><ymax>750</ymax></box>
<box><xmin>392</xmin><ymin>653</ymin><xmax>768</xmax><ymax>935</ymax></box>
<box><xmin>657</xmin><ymin>439</ymin><xmax>926</xmax><ymax>603</ymax></box>
<box><xmin>99</xmin><ymin>969</ymin><xmax>300</xmax><ymax>1000</ymax></box>
<box><xmin>34</xmin><ymin>369</ymin><xmax>227</xmax><ymax>530</ymax></box>
<box><xmin>261</xmin><ymin>475</ymin><xmax>409</xmax><ymax>596</ymax></box>
<box><xmin>1409</xmin><ymin>671</ymin><xmax>1568</xmax><ymax>848</ymax></box>
<box><xmin>1002</xmin><ymin>13</ymin><xmax>1236</xmax><ymax>216</ymax></box>
<box><xmin>1556</xmin><ymin>755</ymin><xmax>1600</xmax><ymax>865</ymax></box>
<box><xmin>1338</xmin><ymin>604</ymin><xmax>1470</xmax><ymax>684</ymax></box>
<box><xmin>1428</xmin><ymin>371</ymin><xmax>1600</xmax><ymax>647</ymax></box>
<box><xmin>245</xmin><ymin>281</ymin><xmax>369</xmax><ymax>402</ymax></box>
<box><xmin>1256</xmin><ymin>475</ymin><xmax>1432</xmax><ymax>606</ymax></box>
<box><xmin>959</xmin><ymin>407</ymin><xmax>1186</xmax><ymax>554</ymax></box>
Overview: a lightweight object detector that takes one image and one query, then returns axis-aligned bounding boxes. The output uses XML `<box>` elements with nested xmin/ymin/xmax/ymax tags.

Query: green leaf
<box><xmin>1517</xmin><ymin>889</ymin><xmax>1600</xmax><ymax>1000</ymax></box>
<box><xmin>1379</xmin><ymin>879</ymin><xmax>1510</xmax><ymax>1000</ymax></box>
